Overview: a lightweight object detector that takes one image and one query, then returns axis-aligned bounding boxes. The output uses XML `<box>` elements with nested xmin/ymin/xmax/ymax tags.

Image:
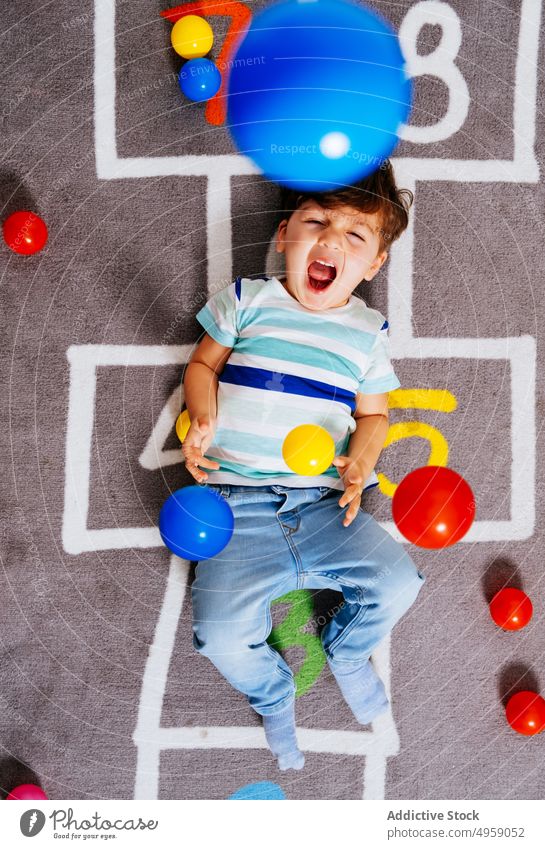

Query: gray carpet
<box><xmin>1</xmin><ymin>0</ymin><xmax>545</xmax><ymax>800</ymax></box>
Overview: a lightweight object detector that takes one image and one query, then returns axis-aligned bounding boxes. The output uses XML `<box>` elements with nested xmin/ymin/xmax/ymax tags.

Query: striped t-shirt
<box><xmin>194</xmin><ymin>275</ymin><xmax>400</xmax><ymax>491</ymax></box>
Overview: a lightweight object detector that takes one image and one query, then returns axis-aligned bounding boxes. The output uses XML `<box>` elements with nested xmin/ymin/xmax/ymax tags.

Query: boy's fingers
<box><xmin>343</xmin><ymin>500</ymin><xmax>361</xmax><ymax>526</ymax></box>
<box><xmin>182</xmin><ymin>442</ymin><xmax>200</xmax><ymax>455</ymax></box>
<box><xmin>184</xmin><ymin>453</ymin><xmax>220</xmax><ymax>470</ymax></box>
<box><xmin>184</xmin><ymin>459</ymin><xmax>208</xmax><ymax>482</ymax></box>
<box><xmin>339</xmin><ymin>484</ymin><xmax>362</xmax><ymax>508</ymax></box>
<box><xmin>197</xmin><ymin>457</ymin><xmax>220</xmax><ymax>470</ymax></box>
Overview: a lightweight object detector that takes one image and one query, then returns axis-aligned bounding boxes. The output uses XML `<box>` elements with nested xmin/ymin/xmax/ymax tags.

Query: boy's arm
<box><xmin>334</xmin><ymin>392</ymin><xmax>390</xmax><ymax>526</ymax></box>
<box><xmin>346</xmin><ymin>391</ymin><xmax>390</xmax><ymax>479</ymax></box>
<box><xmin>181</xmin><ymin>333</ymin><xmax>233</xmax><ymax>482</ymax></box>
<box><xmin>183</xmin><ymin>332</ymin><xmax>233</xmax><ymax>421</ymax></box>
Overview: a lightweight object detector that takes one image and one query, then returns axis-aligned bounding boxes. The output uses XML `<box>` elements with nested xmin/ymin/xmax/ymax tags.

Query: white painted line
<box><xmin>62</xmin><ymin>345</ymin><xmax>191</xmax><ymax>555</ymax></box>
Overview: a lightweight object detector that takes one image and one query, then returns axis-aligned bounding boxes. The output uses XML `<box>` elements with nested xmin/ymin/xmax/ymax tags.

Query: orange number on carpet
<box><xmin>161</xmin><ymin>1</ymin><xmax>253</xmax><ymax>126</ymax></box>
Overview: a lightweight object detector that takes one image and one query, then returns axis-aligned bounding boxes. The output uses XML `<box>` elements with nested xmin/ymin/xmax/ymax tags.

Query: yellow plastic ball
<box><xmin>282</xmin><ymin>424</ymin><xmax>335</xmax><ymax>476</ymax></box>
<box><xmin>175</xmin><ymin>410</ymin><xmax>191</xmax><ymax>443</ymax></box>
<box><xmin>171</xmin><ymin>15</ymin><xmax>214</xmax><ymax>59</ymax></box>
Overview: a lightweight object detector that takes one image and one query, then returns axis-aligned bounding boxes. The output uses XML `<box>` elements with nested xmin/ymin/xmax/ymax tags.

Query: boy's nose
<box><xmin>318</xmin><ymin>236</ymin><xmax>342</xmax><ymax>253</ymax></box>
<box><xmin>318</xmin><ymin>225</ymin><xmax>343</xmax><ymax>249</ymax></box>
<box><xmin>319</xmin><ymin>228</ymin><xmax>340</xmax><ymax>243</ymax></box>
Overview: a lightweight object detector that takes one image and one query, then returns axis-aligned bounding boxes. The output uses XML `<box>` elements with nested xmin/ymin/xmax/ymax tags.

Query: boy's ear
<box><xmin>364</xmin><ymin>250</ymin><xmax>388</xmax><ymax>281</ymax></box>
<box><xmin>275</xmin><ymin>218</ymin><xmax>289</xmax><ymax>253</ymax></box>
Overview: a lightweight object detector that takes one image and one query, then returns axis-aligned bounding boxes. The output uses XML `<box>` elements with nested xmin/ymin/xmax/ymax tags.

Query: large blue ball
<box><xmin>227</xmin><ymin>0</ymin><xmax>412</xmax><ymax>191</ymax></box>
<box><xmin>159</xmin><ymin>486</ymin><xmax>234</xmax><ymax>560</ymax></box>
<box><xmin>179</xmin><ymin>58</ymin><xmax>222</xmax><ymax>102</ymax></box>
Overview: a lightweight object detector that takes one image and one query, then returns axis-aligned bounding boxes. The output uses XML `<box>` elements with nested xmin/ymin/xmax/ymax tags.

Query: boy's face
<box><xmin>275</xmin><ymin>199</ymin><xmax>388</xmax><ymax>310</ymax></box>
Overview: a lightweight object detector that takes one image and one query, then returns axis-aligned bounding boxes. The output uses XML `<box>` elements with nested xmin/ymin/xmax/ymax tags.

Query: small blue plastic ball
<box><xmin>159</xmin><ymin>486</ymin><xmax>234</xmax><ymax>560</ymax></box>
<box><xmin>178</xmin><ymin>58</ymin><xmax>222</xmax><ymax>102</ymax></box>
<box><xmin>226</xmin><ymin>0</ymin><xmax>412</xmax><ymax>191</ymax></box>
<box><xmin>228</xmin><ymin>781</ymin><xmax>287</xmax><ymax>800</ymax></box>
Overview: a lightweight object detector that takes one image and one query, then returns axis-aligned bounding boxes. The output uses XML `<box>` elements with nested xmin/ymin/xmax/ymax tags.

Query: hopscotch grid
<box><xmin>84</xmin><ymin>0</ymin><xmax>541</xmax><ymax>799</ymax></box>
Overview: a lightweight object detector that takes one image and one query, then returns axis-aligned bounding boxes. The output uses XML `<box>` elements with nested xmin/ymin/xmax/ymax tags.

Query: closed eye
<box><xmin>305</xmin><ymin>218</ymin><xmax>365</xmax><ymax>242</ymax></box>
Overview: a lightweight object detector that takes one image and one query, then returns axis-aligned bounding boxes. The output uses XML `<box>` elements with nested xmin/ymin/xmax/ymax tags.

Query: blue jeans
<box><xmin>191</xmin><ymin>484</ymin><xmax>425</xmax><ymax>716</ymax></box>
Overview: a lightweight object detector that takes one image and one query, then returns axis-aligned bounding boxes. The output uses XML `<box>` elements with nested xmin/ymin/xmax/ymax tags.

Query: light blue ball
<box><xmin>178</xmin><ymin>58</ymin><xmax>222</xmax><ymax>102</ymax></box>
<box><xmin>228</xmin><ymin>781</ymin><xmax>286</xmax><ymax>800</ymax></box>
<box><xmin>159</xmin><ymin>486</ymin><xmax>234</xmax><ymax>560</ymax></box>
<box><xmin>226</xmin><ymin>0</ymin><xmax>412</xmax><ymax>190</ymax></box>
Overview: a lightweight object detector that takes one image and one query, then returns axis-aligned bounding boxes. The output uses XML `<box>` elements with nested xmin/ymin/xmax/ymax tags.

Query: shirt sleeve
<box><xmin>358</xmin><ymin>319</ymin><xmax>401</xmax><ymax>394</ymax></box>
<box><xmin>195</xmin><ymin>279</ymin><xmax>239</xmax><ymax>347</ymax></box>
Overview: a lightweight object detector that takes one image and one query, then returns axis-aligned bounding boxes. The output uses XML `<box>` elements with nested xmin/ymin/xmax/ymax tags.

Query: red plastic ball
<box><xmin>392</xmin><ymin>465</ymin><xmax>475</xmax><ymax>548</ymax></box>
<box><xmin>3</xmin><ymin>210</ymin><xmax>48</xmax><ymax>255</ymax></box>
<box><xmin>6</xmin><ymin>783</ymin><xmax>48</xmax><ymax>800</ymax></box>
<box><xmin>490</xmin><ymin>587</ymin><xmax>533</xmax><ymax>630</ymax></box>
<box><xmin>505</xmin><ymin>691</ymin><xmax>545</xmax><ymax>736</ymax></box>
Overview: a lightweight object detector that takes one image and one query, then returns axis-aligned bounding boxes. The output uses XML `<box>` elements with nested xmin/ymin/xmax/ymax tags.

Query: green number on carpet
<box><xmin>267</xmin><ymin>590</ymin><xmax>326</xmax><ymax>697</ymax></box>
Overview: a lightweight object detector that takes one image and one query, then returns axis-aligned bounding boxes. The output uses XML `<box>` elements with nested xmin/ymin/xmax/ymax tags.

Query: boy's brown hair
<box><xmin>278</xmin><ymin>160</ymin><xmax>414</xmax><ymax>255</ymax></box>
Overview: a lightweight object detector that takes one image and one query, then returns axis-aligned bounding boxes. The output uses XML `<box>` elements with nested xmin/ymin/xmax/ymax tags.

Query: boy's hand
<box><xmin>332</xmin><ymin>455</ymin><xmax>366</xmax><ymax>527</ymax></box>
<box><xmin>182</xmin><ymin>415</ymin><xmax>220</xmax><ymax>483</ymax></box>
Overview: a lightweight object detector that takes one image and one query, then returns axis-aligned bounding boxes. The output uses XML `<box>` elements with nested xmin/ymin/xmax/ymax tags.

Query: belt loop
<box><xmin>220</xmin><ymin>484</ymin><xmax>230</xmax><ymax>498</ymax></box>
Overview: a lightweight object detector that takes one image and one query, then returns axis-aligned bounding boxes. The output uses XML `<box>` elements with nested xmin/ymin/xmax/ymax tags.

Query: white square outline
<box><xmin>93</xmin><ymin>0</ymin><xmax>540</xmax><ymax>296</ymax></box>
<box><xmin>61</xmin><ymin>333</ymin><xmax>535</xmax><ymax>556</ymax></box>
<box><xmin>94</xmin><ymin>0</ymin><xmax>540</xmax><ymax>183</ymax></box>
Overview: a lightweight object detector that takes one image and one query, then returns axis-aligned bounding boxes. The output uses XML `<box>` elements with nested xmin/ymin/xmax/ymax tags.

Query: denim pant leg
<box><xmin>286</xmin><ymin>489</ymin><xmax>426</xmax><ymax>668</ymax></box>
<box><xmin>320</xmin><ymin>513</ymin><xmax>425</xmax><ymax>667</ymax></box>
<box><xmin>191</xmin><ymin>485</ymin><xmax>299</xmax><ymax>716</ymax></box>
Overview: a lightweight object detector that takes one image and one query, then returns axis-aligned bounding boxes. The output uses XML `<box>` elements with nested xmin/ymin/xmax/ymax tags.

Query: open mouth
<box><xmin>307</xmin><ymin>260</ymin><xmax>337</xmax><ymax>291</ymax></box>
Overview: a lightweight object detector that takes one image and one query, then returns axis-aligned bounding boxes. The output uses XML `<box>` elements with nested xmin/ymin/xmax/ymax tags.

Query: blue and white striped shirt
<box><xmin>194</xmin><ymin>275</ymin><xmax>400</xmax><ymax>491</ymax></box>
